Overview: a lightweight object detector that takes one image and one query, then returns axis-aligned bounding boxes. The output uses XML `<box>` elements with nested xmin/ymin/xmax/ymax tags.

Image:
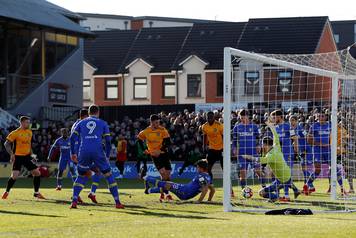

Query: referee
<box><xmin>2</xmin><ymin>116</ymin><xmax>45</xmax><ymax>199</ymax></box>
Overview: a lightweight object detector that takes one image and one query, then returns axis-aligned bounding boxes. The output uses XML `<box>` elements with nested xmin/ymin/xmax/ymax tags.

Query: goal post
<box><xmin>223</xmin><ymin>47</ymin><xmax>233</xmax><ymax>212</ymax></box>
<box><xmin>223</xmin><ymin>47</ymin><xmax>356</xmax><ymax>213</ymax></box>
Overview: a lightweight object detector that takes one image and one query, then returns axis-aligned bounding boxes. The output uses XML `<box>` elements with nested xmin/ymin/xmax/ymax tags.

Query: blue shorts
<box><xmin>238</xmin><ymin>155</ymin><xmax>259</xmax><ymax>170</ymax></box>
<box><xmin>77</xmin><ymin>152</ymin><xmax>111</xmax><ymax>175</ymax></box>
<box><xmin>58</xmin><ymin>157</ymin><xmax>74</xmax><ymax>171</ymax></box>
<box><xmin>314</xmin><ymin>146</ymin><xmax>331</xmax><ymax>164</ymax></box>
<box><xmin>168</xmin><ymin>182</ymin><xmax>198</xmax><ymax>200</ymax></box>
<box><xmin>263</xmin><ymin>178</ymin><xmax>292</xmax><ymax>195</ymax></box>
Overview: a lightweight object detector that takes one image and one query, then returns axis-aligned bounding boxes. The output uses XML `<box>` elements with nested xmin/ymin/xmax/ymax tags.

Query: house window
<box><xmin>124</xmin><ymin>21</ymin><xmax>129</xmax><ymax>30</ymax></box>
<box><xmin>217</xmin><ymin>72</ymin><xmax>223</xmax><ymax>97</ymax></box>
<box><xmin>244</xmin><ymin>71</ymin><xmax>260</xmax><ymax>95</ymax></box>
<box><xmin>187</xmin><ymin>74</ymin><xmax>201</xmax><ymax>98</ymax></box>
<box><xmin>163</xmin><ymin>76</ymin><xmax>175</xmax><ymax>98</ymax></box>
<box><xmin>354</xmin><ymin>24</ymin><xmax>356</xmax><ymax>42</ymax></box>
<box><xmin>105</xmin><ymin>80</ymin><xmax>118</xmax><ymax>99</ymax></box>
<box><xmin>277</xmin><ymin>71</ymin><xmax>293</xmax><ymax>94</ymax></box>
<box><xmin>334</xmin><ymin>34</ymin><xmax>340</xmax><ymax>44</ymax></box>
<box><xmin>83</xmin><ymin>79</ymin><xmax>91</xmax><ymax>101</ymax></box>
<box><xmin>134</xmin><ymin>77</ymin><xmax>147</xmax><ymax>99</ymax></box>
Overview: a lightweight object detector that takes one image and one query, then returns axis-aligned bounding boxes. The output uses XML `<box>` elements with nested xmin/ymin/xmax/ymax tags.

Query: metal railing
<box><xmin>39</xmin><ymin>106</ymin><xmax>80</xmax><ymax>122</ymax></box>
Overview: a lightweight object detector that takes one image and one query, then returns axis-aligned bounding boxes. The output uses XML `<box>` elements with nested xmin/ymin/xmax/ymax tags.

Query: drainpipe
<box><xmin>122</xmin><ymin>73</ymin><xmax>125</xmax><ymax>105</ymax></box>
<box><xmin>175</xmin><ymin>70</ymin><xmax>179</xmax><ymax>105</ymax></box>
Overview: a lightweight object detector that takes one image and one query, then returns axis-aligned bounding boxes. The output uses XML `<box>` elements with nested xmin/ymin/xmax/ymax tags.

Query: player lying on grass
<box><xmin>142</xmin><ymin>159</ymin><xmax>215</xmax><ymax>203</ymax></box>
<box><xmin>259</xmin><ymin>121</ymin><xmax>300</xmax><ymax>202</ymax></box>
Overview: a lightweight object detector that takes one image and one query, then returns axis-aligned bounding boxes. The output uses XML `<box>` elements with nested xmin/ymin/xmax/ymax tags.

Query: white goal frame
<box><xmin>222</xmin><ymin>47</ymin><xmax>355</xmax><ymax>212</ymax></box>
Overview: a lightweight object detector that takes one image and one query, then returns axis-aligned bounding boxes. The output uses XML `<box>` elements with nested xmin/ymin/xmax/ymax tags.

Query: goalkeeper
<box><xmin>259</xmin><ymin>121</ymin><xmax>297</xmax><ymax>202</ymax></box>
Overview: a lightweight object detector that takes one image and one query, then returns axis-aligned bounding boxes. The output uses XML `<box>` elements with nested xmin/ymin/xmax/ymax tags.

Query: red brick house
<box><xmin>83</xmin><ymin>16</ymin><xmax>338</xmax><ymax>108</ymax></box>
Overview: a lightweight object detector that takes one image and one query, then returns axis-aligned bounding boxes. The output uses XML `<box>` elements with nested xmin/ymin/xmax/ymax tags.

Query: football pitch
<box><xmin>0</xmin><ymin>178</ymin><xmax>355</xmax><ymax>238</ymax></box>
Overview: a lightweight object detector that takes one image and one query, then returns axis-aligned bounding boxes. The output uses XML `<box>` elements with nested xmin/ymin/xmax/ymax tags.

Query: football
<box><xmin>242</xmin><ymin>187</ymin><xmax>253</xmax><ymax>199</ymax></box>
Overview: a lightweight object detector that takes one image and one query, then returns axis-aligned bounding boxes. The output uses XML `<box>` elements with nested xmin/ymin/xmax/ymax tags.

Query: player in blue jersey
<box><xmin>232</xmin><ymin>109</ymin><xmax>265</xmax><ymax>191</ymax></box>
<box><xmin>305</xmin><ymin>109</ymin><xmax>331</xmax><ymax>194</ymax></box>
<box><xmin>48</xmin><ymin>128</ymin><xmax>78</xmax><ymax>190</ymax></box>
<box><xmin>71</xmin><ymin>109</ymin><xmax>101</xmax><ymax>204</ymax></box>
<box><xmin>271</xmin><ymin>110</ymin><xmax>300</xmax><ymax>201</ymax></box>
<box><xmin>305</xmin><ymin>109</ymin><xmax>344</xmax><ymax>195</ymax></box>
<box><xmin>142</xmin><ymin>160</ymin><xmax>215</xmax><ymax>202</ymax></box>
<box><xmin>70</xmin><ymin>105</ymin><xmax>123</xmax><ymax>209</ymax></box>
<box><xmin>289</xmin><ymin>116</ymin><xmax>314</xmax><ymax>186</ymax></box>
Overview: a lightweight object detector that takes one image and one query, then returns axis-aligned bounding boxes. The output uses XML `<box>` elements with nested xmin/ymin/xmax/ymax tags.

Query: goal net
<box><xmin>223</xmin><ymin>47</ymin><xmax>356</xmax><ymax>213</ymax></box>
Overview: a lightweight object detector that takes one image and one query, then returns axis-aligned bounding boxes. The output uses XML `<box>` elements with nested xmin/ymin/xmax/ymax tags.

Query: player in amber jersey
<box><xmin>2</xmin><ymin>116</ymin><xmax>45</xmax><ymax>200</ymax></box>
<box><xmin>201</xmin><ymin>111</ymin><xmax>223</xmax><ymax>181</ymax></box>
<box><xmin>138</xmin><ymin>114</ymin><xmax>172</xmax><ymax>202</ymax></box>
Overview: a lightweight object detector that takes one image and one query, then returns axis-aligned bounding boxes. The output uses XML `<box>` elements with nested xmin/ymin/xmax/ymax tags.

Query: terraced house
<box><xmin>83</xmin><ymin>16</ymin><xmax>341</xmax><ymax>108</ymax></box>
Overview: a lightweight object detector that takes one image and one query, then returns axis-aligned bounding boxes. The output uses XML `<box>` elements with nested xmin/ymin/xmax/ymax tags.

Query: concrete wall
<box><xmin>80</xmin><ymin>17</ymin><xmax>195</xmax><ymax>31</ymax></box>
<box><xmin>80</xmin><ymin>17</ymin><xmax>130</xmax><ymax>31</ymax></box>
<box><xmin>10</xmin><ymin>41</ymin><xmax>84</xmax><ymax>118</ymax></box>
<box><xmin>125</xmin><ymin>60</ymin><xmax>151</xmax><ymax>105</ymax></box>
<box><xmin>143</xmin><ymin>20</ymin><xmax>193</xmax><ymax>28</ymax></box>
<box><xmin>83</xmin><ymin>62</ymin><xmax>96</xmax><ymax>106</ymax></box>
<box><xmin>178</xmin><ymin>56</ymin><xmax>206</xmax><ymax>104</ymax></box>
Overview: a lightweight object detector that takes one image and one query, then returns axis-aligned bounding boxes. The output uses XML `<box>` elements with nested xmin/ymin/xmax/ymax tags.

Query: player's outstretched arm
<box><xmin>197</xmin><ymin>185</ymin><xmax>209</xmax><ymax>203</ymax></box>
<box><xmin>207</xmin><ymin>184</ymin><xmax>215</xmax><ymax>202</ymax></box>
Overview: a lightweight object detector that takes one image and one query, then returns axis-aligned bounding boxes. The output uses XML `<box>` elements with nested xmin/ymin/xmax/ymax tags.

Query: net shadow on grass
<box><xmin>232</xmin><ymin>197</ymin><xmax>356</xmax><ymax>211</ymax></box>
<box><xmin>115</xmin><ymin>208</ymin><xmax>228</xmax><ymax>220</ymax></box>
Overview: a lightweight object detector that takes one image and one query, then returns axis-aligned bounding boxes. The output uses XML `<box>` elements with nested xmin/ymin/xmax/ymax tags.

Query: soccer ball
<box><xmin>242</xmin><ymin>187</ymin><xmax>253</xmax><ymax>199</ymax></box>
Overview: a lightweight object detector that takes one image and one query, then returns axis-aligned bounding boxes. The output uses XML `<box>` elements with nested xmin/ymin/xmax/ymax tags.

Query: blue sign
<box><xmin>67</xmin><ymin>161</ymin><xmax>197</xmax><ymax>179</ymax></box>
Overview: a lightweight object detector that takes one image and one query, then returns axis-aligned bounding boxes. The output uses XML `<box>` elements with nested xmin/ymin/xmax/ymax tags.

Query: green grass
<box><xmin>0</xmin><ymin>178</ymin><xmax>355</xmax><ymax>238</ymax></box>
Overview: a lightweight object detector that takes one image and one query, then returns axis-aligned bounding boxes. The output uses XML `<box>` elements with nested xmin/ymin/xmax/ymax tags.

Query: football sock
<box><xmin>240</xmin><ymin>178</ymin><xmax>246</xmax><ymax>189</ymax></box>
<box><xmin>6</xmin><ymin>177</ymin><xmax>16</xmax><ymax>192</ymax></box>
<box><xmin>283</xmin><ymin>185</ymin><xmax>290</xmax><ymax>198</ymax></box>
<box><xmin>307</xmin><ymin>171</ymin><xmax>319</xmax><ymax>187</ymax></box>
<box><xmin>337</xmin><ymin>167</ymin><xmax>343</xmax><ymax>187</ymax></box>
<box><xmin>90</xmin><ymin>173</ymin><xmax>100</xmax><ymax>194</ymax></box>
<box><xmin>157</xmin><ymin>181</ymin><xmax>167</xmax><ymax>189</ymax></box>
<box><xmin>303</xmin><ymin>170</ymin><xmax>310</xmax><ymax>184</ymax></box>
<box><xmin>57</xmin><ymin>170</ymin><xmax>63</xmax><ymax>187</ymax></box>
<box><xmin>162</xmin><ymin>179</ymin><xmax>170</xmax><ymax>195</ymax></box>
<box><xmin>145</xmin><ymin>176</ymin><xmax>159</xmax><ymax>186</ymax></box>
<box><xmin>291</xmin><ymin>182</ymin><xmax>299</xmax><ymax>193</ymax></box>
<box><xmin>69</xmin><ymin>166</ymin><xmax>77</xmax><ymax>182</ymax></box>
<box><xmin>105</xmin><ymin>174</ymin><xmax>120</xmax><ymax>204</ymax></box>
<box><xmin>73</xmin><ymin>176</ymin><xmax>88</xmax><ymax>202</ymax></box>
<box><xmin>33</xmin><ymin>176</ymin><xmax>41</xmax><ymax>193</ymax></box>
<box><xmin>148</xmin><ymin>187</ymin><xmax>161</xmax><ymax>194</ymax></box>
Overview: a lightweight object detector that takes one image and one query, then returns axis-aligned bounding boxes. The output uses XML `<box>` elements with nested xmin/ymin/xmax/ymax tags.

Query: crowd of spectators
<box><xmin>0</xmin><ymin>110</ymin><xmax>210</xmax><ymax>162</ymax></box>
<box><xmin>0</xmin><ymin>106</ymin><xmax>354</xmax><ymax>163</ymax></box>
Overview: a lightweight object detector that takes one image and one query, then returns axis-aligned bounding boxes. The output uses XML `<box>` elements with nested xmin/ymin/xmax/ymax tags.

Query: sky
<box><xmin>48</xmin><ymin>0</ymin><xmax>356</xmax><ymax>22</ymax></box>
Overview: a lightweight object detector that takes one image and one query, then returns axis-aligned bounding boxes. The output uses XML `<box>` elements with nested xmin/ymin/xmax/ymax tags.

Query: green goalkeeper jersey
<box><xmin>260</xmin><ymin>126</ymin><xmax>291</xmax><ymax>183</ymax></box>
